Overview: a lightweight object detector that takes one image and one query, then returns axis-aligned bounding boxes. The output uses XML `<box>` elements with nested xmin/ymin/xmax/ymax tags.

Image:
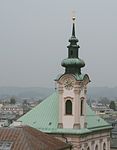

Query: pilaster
<box><xmin>91</xmin><ymin>141</ymin><xmax>95</xmax><ymax>150</ymax></box>
<box><xmin>58</xmin><ymin>84</ymin><xmax>63</xmax><ymax>128</ymax></box>
<box><xmin>99</xmin><ymin>139</ymin><xmax>103</xmax><ymax>150</ymax></box>
<box><xmin>107</xmin><ymin>137</ymin><xmax>110</xmax><ymax>150</ymax></box>
<box><xmin>73</xmin><ymin>84</ymin><xmax>81</xmax><ymax>129</ymax></box>
<box><xmin>83</xmin><ymin>85</ymin><xmax>87</xmax><ymax>128</ymax></box>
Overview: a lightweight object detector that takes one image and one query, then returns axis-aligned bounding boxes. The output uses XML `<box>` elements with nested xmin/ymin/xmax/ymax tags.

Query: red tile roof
<box><xmin>0</xmin><ymin>126</ymin><xmax>70</xmax><ymax>150</ymax></box>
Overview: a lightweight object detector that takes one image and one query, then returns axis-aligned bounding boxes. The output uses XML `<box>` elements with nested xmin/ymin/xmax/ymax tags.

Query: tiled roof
<box><xmin>0</xmin><ymin>126</ymin><xmax>70</xmax><ymax>150</ymax></box>
<box><xmin>18</xmin><ymin>92</ymin><xmax>112</xmax><ymax>134</ymax></box>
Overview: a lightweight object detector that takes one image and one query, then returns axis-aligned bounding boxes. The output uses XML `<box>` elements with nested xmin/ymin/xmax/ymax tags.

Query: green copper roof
<box><xmin>86</xmin><ymin>105</ymin><xmax>110</xmax><ymax>129</ymax></box>
<box><xmin>61</xmin><ymin>58</ymin><xmax>85</xmax><ymax>68</ymax></box>
<box><xmin>18</xmin><ymin>92</ymin><xmax>111</xmax><ymax>135</ymax></box>
<box><xmin>56</xmin><ymin>73</ymin><xmax>89</xmax><ymax>82</ymax></box>
<box><xmin>74</xmin><ymin>73</ymin><xmax>85</xmax><ymax>80</ymax></box>
<box><xmin>19</xmin><ymin>93</ymin><xmax>59</xmax><ymax>130</ymax></box>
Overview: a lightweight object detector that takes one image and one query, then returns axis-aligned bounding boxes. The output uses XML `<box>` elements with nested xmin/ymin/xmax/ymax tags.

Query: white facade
<box><xmin>54</xmin><ymin>131</ymin><xmax>110</xmax><ymax>150</ymax></box>
<box><xmin>57</xmin><ymin>74</ymin><xmax>89</xmax><ymax>129</ymax></box>
<box><xmin>56</xmin><ymin>73</ymin><xmax>111</xmax><ymax>150</ymax></box>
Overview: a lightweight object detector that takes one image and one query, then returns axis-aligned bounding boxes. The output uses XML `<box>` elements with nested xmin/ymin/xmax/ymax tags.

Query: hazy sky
<box><xmin>0</xmin><ymin>0</ymin><xmax>117</xmax><ymax>88</ymax></box>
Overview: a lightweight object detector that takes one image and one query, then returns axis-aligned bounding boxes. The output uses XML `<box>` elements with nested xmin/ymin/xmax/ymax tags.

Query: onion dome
<box><xmin>61</xmin><ymin>58</ymin><xmax>85</xmax><ymax>68</ymax></box>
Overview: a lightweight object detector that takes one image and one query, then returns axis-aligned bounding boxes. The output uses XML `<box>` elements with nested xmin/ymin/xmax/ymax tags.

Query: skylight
<box><xmin>0</xmin><ymin>141</ymin><xmax>13</xmax><ymax>150</ymax></box>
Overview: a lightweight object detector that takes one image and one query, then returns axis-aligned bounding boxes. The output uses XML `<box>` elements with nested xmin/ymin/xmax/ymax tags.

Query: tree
<box><xmin>10</xmin><ymin>97</ymin><xmax>16</xmax><ymax>104</ymax></box>
<box><xmin>109</xmin><ymin>101</ymin><xmax>116</xmax><ymax>111</ymax></box>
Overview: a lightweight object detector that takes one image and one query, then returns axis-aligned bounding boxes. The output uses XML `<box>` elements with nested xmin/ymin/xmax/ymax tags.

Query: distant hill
<box><xmin>88</xmin><ymin>87</ymin><xmax>117</xmax><ymax>99</ymax></box>
<box><xmin>0</xmin><ymin>86</ymin><xmax>117</xmax><ymax>100</ymax></box>
<box><xmin>0</xmin><ymin>87</ymin><xmax>54</xmax><ymax>99</ymax></box>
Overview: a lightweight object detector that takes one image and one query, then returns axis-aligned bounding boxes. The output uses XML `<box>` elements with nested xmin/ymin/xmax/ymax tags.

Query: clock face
<box><xmin>64</xmin><ymin>78</ymin><xmax>74</xmax><ymax>90</ymax></box>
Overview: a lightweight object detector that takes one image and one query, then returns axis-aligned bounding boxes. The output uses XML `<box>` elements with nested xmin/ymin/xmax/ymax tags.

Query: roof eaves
<box><xmin>89</xmin><ymin>125</ymin><xmax>112</xmax><ymax>132</ymax></box>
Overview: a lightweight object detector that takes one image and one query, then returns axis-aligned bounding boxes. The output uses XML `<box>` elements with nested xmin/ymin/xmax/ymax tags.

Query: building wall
<box><xmin>2</xmin><ymin>105</ymin><xmax>23</xmax><ymax>115</ymax></box>
<box><xmin>58</xmin><ymin>74</ymin><xmax>87</xmax><ymax>129</ymax></box>
<box><xmin>52</xmin><ymin>130</ymin><xmax>110</xmax><ymax>150</ymax></box>
<box><xmin>0</xmin><ymin>120</ymin><xmax>8</xmax><ymax>127</ymax></box>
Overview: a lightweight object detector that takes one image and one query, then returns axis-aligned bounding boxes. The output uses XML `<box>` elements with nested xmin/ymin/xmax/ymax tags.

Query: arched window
<box><xmin>95</xmin><ymin>145</ymin><xmax>98</xmax><ymax>150</ymax></box>
<box><xmin>87</xmin><ymin>147</ymin><xmax>90</xmax><ymax>150</ymax></box>
<box><xmin>81</xmin><ymin>99</ymin><xmax>84</xmax><ymax>116</ymax></box>
<box><xmin>65</xmin><ymin>100</ymin><xmax>72</xmax><ymax>115</ymax></box>
<box><xmin>103</xmin><ymin>143</ymin><xmax>106</xmax><ymax>150</ymax></box>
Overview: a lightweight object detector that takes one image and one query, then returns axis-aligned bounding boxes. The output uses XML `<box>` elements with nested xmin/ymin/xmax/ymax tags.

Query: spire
<box><xmin>61</xmin><ymin>15</ymin><xmax>85</xmax><ymax>75</ymax></box>
<box><xmin>72</xmin><ymin>16</ymin><xmax>76</xmax><ymax>37</ymax></box>
<box><xmin>68</xmin><ymin>15</ymin><xmax>79</xmax><ymax>59</ymax></box>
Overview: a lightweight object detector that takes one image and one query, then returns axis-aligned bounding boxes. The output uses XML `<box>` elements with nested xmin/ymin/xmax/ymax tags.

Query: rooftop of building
<box><xmin>0</xmin><ymin>125</ymin><xmax>70</xmax><ymax>150</ymax></box>
<box><xmin>18</xmin><ymin>92</ymin><xmax>112</xmax><ymax>135</ymax></box>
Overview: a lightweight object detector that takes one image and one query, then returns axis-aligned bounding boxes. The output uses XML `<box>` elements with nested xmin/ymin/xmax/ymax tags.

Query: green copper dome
<box><xmin>61</xmin><ymin>58</ymin><xmax>85</xmax><ymax>68</ymax></box>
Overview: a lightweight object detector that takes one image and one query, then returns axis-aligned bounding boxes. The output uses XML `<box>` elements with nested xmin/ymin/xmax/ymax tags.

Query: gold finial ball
<box><xmin>72</xmin><ymin>11</ymin><xmax>76</xmax><ymax>22</ymax></box>
<box><xmin>72</xmin><ymin>16</ymin><xmax>76</xmax><ymax>21</ymax></box>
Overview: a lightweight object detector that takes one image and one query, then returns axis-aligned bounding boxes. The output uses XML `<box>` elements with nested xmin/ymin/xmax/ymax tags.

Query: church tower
<box><xmin>56</xmin><ymin>17</ymin><xmax>90</xmax><ymax>129</ymax></box>
<box><xmin>19</xmin><ymin>15</ymin><xmax>111</xmax><ymax>150</ymax></box>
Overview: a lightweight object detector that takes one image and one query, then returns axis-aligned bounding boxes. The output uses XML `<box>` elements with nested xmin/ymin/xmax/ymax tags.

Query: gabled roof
<box><xmin>0</xmin><ymin>126</ymin><xmax>70</xmax><ymax>150</ymax></box>
<box><xmin>18</xmin><ymin>92</ymin><xmax>112</xmax><ymax>135</ymax></box>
